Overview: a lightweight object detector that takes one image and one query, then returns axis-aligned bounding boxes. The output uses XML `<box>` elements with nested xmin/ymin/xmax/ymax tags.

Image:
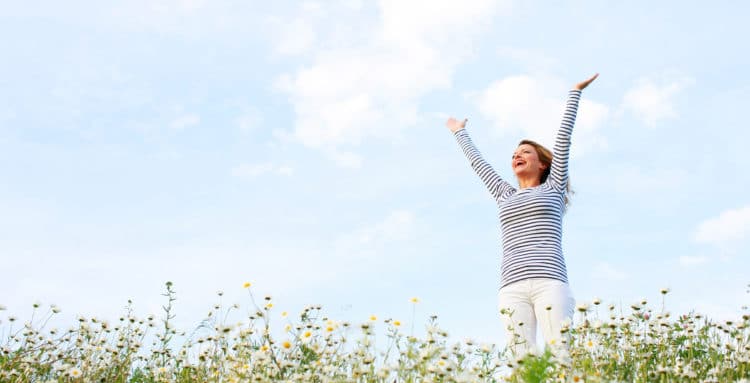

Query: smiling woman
<box><xmin>445</xmin><ymin>73</ymin><xmax>598</xmax><ymax>356</ymax></box>
<box><xmin>514</xmin><ymin>139</ymin><xmax>573</xmax><ymax>206</ymax></box>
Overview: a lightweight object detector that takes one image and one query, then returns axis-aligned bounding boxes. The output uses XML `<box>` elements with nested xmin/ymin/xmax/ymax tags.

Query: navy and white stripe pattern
<box><xmin>455</xmin><ymin>90</ymin><xmax>581</xmax><ymax>289</ymax></box>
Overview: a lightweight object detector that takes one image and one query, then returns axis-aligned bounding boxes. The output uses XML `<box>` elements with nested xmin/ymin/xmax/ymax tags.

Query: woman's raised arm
<box><xmin>448</xmin><ymin>118</ymin><xmax>516</xmax><ymax>201</ymax></box>
<box><xmin>549</xmin><ymin>73</ymin><xmax>598</xmax><ymax>191</ymax></box>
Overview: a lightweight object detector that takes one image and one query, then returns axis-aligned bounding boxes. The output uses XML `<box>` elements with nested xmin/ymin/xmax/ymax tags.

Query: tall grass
<box><xmin>1</xmin><ymin>282</ymin><xmax>748</xmax><ymax>382</ymax></box>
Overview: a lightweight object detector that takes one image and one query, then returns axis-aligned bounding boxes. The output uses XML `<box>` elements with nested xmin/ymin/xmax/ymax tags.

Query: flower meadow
<box><xmin>1</xmin><ymin>282</ymin><xmax>749</xmax><ymax>383</ymax></box>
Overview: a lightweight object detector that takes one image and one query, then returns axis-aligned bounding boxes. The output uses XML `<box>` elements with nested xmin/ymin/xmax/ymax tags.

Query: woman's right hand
<box><xmin>574</xmin><ymin>73</ymin><xmax>599</xmax><ymax>91</ymax></box>
<box><xmin>446</xmin><ymin>117</ymin><xmax>467</xmax><ymax>133</ymax></box>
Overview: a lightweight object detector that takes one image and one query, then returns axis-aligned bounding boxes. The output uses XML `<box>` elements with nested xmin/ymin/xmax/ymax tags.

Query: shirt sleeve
<box><xmin>549</xmin><ymin>89</ymin><xmax>582</xmax><ymax>191</ymax></box>
<box><xmin>454</xmin><ymin>129</ymin><xmax>516</xmax><ymax>201</ymax></box>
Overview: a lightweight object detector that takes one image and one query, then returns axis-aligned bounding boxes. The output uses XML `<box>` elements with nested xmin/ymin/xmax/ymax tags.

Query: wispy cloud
<box><xmin>621</xmin><ymin>76</ymin><xmax>694</xmax><ymax>127</ymax></box>
<box><xmin>272</xmin><ymin>0</ymin><xmax>509</xmax><ymax>166</ymax></box>
<box><xmin>476</xmin><ymin>74</ymin><xmax>610</xmax><ymax>153</ymax></box>
<box><xmin>694</xmin><ymin>205</ymin><xmax>750</xmax><ymax>245</ymax></box>
<box><xmin>334</xmin><ymin>210</ymin><xmax>417</xmax><ymax>260</ymax></box>
<box><xmin>264</xmin><ymin>3</ymin><xmax>321</xmax><ymax>56</ymax></box>
<box><xmin>355</xmin><ymin>210</ymin><xmax>415</xmax><ymax>244</ymax></box>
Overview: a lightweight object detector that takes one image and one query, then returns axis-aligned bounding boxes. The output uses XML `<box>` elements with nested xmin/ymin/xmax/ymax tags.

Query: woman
<box><xmin>446</xmin><ymin>74</ymin><xmax>598</xmax><ymax>355</ymax></box>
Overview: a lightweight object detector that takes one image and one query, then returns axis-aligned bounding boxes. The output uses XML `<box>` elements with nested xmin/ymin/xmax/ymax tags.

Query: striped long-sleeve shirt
<box><xmin>455</xmin><ymin>89</ymin><xmax>581</xmax><ymax>289</ymax></box>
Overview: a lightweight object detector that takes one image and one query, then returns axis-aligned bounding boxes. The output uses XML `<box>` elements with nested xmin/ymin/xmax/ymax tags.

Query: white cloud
<box><xmin>378</xmin><ymin>0</ymin><xmax>505</xmax><ymax>43</ymax></box>
<box><xmin>276</xmin><ymin>19</ymin><xmax>317</xmax><ymax>55</ymax></box>
<box><xmin>169</xmin><ymin>113</ymin><xmax>200</xmax><ymax>130</ymax></box>
<box><xmin>334</xmin><ymin>210</ymin><xmax>416</xmax><ymax>257</ymax></box>
<box><xmin>694</xmin><ymin>205</ymin><xmax>750</xmax><ymax>245</ymax></box>
<box><xmin>621</xmin><ymin>76</ymin><xmax>694</xmax><ymax>127</ymax></box>
<box><xmin>476</xmin><ymin>74</ymin><xmax>610</xmax><ymax>153</ymax></box>
<box><xmin>264</xmin><ymin>3</ymin><xmax>322</xmax><ymax>56</ymax></box>
<box><xmin>273</xmin><ymin>0</ymin><xmax>508</xmax><ymax>166</ymax></box>
<box><xmin>231</xmin><ymin>163</ymin><xmax>294</xmax><ymax>178</ymax></box>
<box><xmin>575</xmin><ymin>100</ymin><xmax>611</xmax><ymax>153</ymax></box>
<box><xmin>273</xmin><ymin>43</ymin><xmax>444</xmax><ymax>157</ymax></box>
<box><xmin>477</xmin><ymin>75</ymin><xmax>560</xmax><ymax>145</ymax></box>
<box><xmin>368</xmin><ymin>210</ymin><xmax>415</xmax><ymax>242</ymax></box>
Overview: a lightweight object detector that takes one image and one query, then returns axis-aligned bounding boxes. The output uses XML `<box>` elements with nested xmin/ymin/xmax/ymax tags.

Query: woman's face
<box><xmin>511</xmin><ymin>144</ymin><xmax>547</xmax><ymax>179</ymax></box>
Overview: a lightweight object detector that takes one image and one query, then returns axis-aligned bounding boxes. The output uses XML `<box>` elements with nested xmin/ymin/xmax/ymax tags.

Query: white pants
<box><xmin>498</xmin><ymin>278</ymin><xmax>575</xmax><ymax>356</ymax></box>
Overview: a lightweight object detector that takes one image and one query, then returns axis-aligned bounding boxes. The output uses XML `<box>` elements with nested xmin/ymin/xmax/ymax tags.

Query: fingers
<box><xmin>446</xmin><ymin>117</ymin><xmax>468</xmax><ymax>132</ymax></box>
<box><xmin>446</xmin><ymin>117</ymin><xmax>456</xmax><ymax>129</ymax></box>
<box><xmin>586</xmin><ymin>73</ymin><xmax>599</xmax><ymax>86</ymax></box>
<box><xmin>584</xmin><ymin>73</ymin><xmax>599</xmax><ymax>88</ymax></box>
<box><xmin>575</xmin><ymin>73</ymin><xmax>599</xmax><ymax>90</ymax></box>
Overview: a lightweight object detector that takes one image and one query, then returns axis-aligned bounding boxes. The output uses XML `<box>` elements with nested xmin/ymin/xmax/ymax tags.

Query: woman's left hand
<box><xmin>574</xmin><ymin>73</ymin><xmax>599</xmax><ymax>90</ymax></box>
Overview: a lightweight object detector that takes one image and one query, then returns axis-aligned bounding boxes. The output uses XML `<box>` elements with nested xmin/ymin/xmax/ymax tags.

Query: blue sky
<box><xmin>2</xmin><ymin>1</ymin><xmax>749</xmax><ymax>346</ymax></box>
